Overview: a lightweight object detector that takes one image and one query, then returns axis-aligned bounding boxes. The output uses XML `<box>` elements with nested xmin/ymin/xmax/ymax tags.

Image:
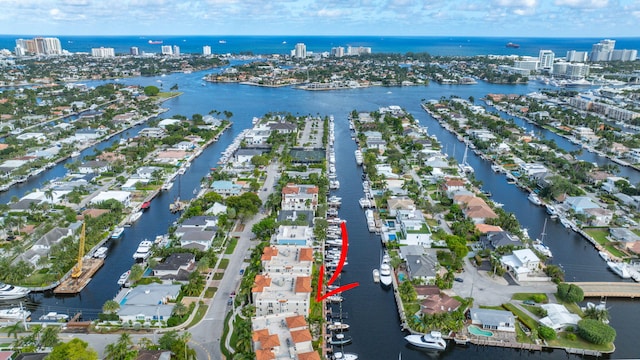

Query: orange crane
<box><xmin>71</xmin><ymin>223</ymin><xmax>86</xmax><ymax>279</ymax></box>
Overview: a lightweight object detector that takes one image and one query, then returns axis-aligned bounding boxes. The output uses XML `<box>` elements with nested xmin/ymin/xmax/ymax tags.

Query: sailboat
<box><xmin>533</xmin><ymin>218</ymin><xmax>553</xmax><ymax>258</ymax></box>
<box><xmin>459</xmin><ymin>143</ymin><xmax>474</xmax><ymax>174</ymax></box>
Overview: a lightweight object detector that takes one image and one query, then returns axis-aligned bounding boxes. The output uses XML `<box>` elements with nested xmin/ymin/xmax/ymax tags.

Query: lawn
<box><xmin>212</xmin><ymin>273</ymin><xmax>224</xmax><ymax>280</ymax></box>
<box><xmin>548</xmin><ymin>332</ymin><xmax>614</xmax><ymax>352</ymax></box>
<box><xmin>204</xmin><ymin>287</ymin><xmax>217</xmax><ymax>298</ymax></box>
<box><xmin>187</xmin><ymin>304</ymin><xmax>208</xmax><ymax>328</ymax></box>
<box><xmin>583</xmin><ymin>228</ymin><xmax>626</xmax><ymax>258</ymax></box>
<box><xmin>219</xmin><ymin>258</ymin><xmax>229</xmax><ymax>269</ymax></box>
<box><xmin>503</xmin><ymin>303</ymin><xmax>538</xmax><ymax>331</ymax></box>
<box><xmin>511</xmin><ymin>293</ymin><xmax>548</xmax><ymax>303</ymax></box>
<box><xmin>224</xmin><ymin>237</ymin><xmax>238</xmax><ymax>255</ymax></box>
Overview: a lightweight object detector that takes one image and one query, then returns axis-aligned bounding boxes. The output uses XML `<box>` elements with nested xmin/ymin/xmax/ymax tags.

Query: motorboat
<box><xmin>0</xmin><ymin>283</ymin><xmax>30</xmax><ymax>300</ymax></box>
<box><xmin>0</xmin><ymin>307</ymin><xmax>31</xmax><ymax>320</ymax></box>
<box><xmin>380</xmin><ymin>263</ymin><xmax>393</xmax><ymax>286</ymax></box>
<box><xmin>128</xmin><ymin>211</ymin><xmax>143</xmax><ymax>225</ymax></box>
<box><xmin>545</xmin><ymin>204</ymin><xmax>558</xmax><ymax>217</ymax></box>
<box><xmin>528</xmin><ymin>192</ymin><xmax>542</xmax><ymax>206</ymax></box>
<box><xmin>607</xmin><ymin>261</ymin><xmax>631</xmax><ymax>279</ymax></box>
<box><xmin>110</xmin><ymin>227</ymin><xmax>125</xmax><ymax>239</ymax></box>
<box><xmin>372</xmin><ymin>269</ymin><xmax>380</xmax><ymax>283</ymax></box>
<box><xmin>117</xmin><ymin>270</ymin><xmax>131</xmax><ymax>286</ymax></box>
<box><xmin>93</xmin><ymin>246</ymin><xmax>108</xmax><ymax>259</ymax></box>
<box><xmin>133</xmin><ymin>240</ymin><xmax>153</xmax><ymax>260</ymax></box>
<box><xmin>333</xmin><ymin>352</ymin><xmax>358</xmax><ymax>360</ymax></box>
<box><xmin>39</xmin><ymin>312</ymin><xmax>69</xmax><ymax>321</ymax></box>
<box><xmin>354</xmin><ymin>150</ymin><xmax>363</xmax><ymax>165</ymax></box>
<box><xmin>327</xmin><ymin>322</ymin><xmax>350</xmax><ymax>331</ymax></box>
<box><xmin>599</xmin><ymin>251</ymin><xmax>610</xmax><ymax>262</ymax></box>
<box><xmin>328</xmin><ymin>333</ymin><xmax>352</xmax><ymax>346</ymax></box>
<box><xmin>404</xmin><ymin>331</ymin><xmax>447</xmax><ymax>351</ymax></box>
<box><xmin>327</xmin><ymin>295</ymin><xmax>343</xmax><ymax>303</ymax></box>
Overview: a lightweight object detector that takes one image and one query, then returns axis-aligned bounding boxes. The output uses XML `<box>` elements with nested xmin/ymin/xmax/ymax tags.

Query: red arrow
<box><xmin>315</xmin><ymin>221</ymin><xmax>359</xmax><ymax>302</ymax></box>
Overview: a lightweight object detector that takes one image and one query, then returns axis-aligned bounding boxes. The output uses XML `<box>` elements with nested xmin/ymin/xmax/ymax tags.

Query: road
<box><xmin>189</xmin><ymin>161</ymin><xmax>279</xmax><ymax>360</ymax></box>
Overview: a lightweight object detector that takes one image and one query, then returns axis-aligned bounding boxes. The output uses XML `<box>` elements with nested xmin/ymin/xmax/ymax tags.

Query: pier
<box><xmin>53</xmin><ymin>258</ymin><xmax>104</xmax><ymax>294</ymax></box>
<box><xmin>568</xmin><ymin>282</ymin><xmax>640</xmax><ymax>298</ymax></box>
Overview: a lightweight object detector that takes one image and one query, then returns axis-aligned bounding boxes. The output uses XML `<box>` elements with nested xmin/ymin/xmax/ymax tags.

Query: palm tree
<box><xmin>102</xmin><ymin>300</ymin><xmax>120</xmax><ymax>314</ymax></box>
<box><xmin>172</xmin><ymin>301</ymin><xmax>188</xmax><ymax>317</ymax></box>
<box><xmin>40</xmin><ymin>326</ymin><xmax>60</xmax><ymax>348</ymax></box>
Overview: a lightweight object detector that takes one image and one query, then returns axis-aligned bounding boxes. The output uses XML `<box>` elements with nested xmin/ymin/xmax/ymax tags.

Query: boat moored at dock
<box><xmin>404</xmin><ymin>331</ymin><xmax>447</xmax><ymax>351</ymax></box>
<box><xmin>110</xmin><ymin>227</ymin><xmax>125</xmax><ymax>239</ymax></box>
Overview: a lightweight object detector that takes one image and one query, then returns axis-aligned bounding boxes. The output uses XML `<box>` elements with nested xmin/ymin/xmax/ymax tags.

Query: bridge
<box><xmin>569</xmin><ymin>282</ymin><xmax>640</xmax><ymax>298</ymax></box>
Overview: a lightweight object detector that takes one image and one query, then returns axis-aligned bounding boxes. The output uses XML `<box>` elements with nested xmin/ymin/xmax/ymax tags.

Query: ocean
<box><xmin>1</xmin><ymin>35</ymin><xmax>640</xmax><ymax>57</ymax></box>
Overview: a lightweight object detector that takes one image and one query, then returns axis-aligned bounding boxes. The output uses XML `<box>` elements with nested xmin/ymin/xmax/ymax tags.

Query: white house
<box><xmin>500</xmin><ymin>249</ymin><xmax>540</xmax><ymax>281</ymax></box>
<box><xmin>469</xmin><ymin>308</ymin><xmax>516</xmax><ymax>332</ymax></box>
<box><xmin>90</xmin><ymin>191</ymin><xmax>131</xmax><ymax>207</ymax></box>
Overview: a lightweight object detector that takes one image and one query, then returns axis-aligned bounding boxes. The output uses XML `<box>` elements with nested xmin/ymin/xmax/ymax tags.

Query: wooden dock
<box><xmin>53</xmin><ymin>258</ymin><xmax>104</xmax><ymax>294</ymax></box>
<box><xmin>568</xmin><ymin>282</ymin><xmax>640</xmax><ymax>298</ymax></box>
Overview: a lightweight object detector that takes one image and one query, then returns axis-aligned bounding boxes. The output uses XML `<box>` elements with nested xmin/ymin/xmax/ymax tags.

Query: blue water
<box><xmin>1</xmin><ymin>35</ymin><xmax>640</xmax><ymax>57</ymax></box>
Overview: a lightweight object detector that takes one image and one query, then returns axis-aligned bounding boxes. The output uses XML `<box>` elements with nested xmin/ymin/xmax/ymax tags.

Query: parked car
<box><xmin>523</xmin><ymin>300</ymin><xmax>536</xmax><ymax>305</ymax></box>
<box><xmin>454</xmin><ymin>277</ymin><xmax>464</xmax><ymax>283</ymax></box>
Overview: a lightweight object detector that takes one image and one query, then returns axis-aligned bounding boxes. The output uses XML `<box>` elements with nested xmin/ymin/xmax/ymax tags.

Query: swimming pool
<box><xmin>468</xmin><ymin>325</ymin><xmax>494</xmax><ymax>337</ymax></box>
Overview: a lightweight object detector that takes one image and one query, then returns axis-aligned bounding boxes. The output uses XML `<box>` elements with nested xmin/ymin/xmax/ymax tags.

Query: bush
<box><xmin>98</xmin><ymin>313</ymin><xmax>120</xmax><ymax>321</ymax></box>
<box><xmin>556</xmin><ymin>283</ymin><xmax>584</xmax><ymax>303</ymax></box>
<box><xmin>538</xmin><ymin>325</ymin><xmax>557</xmax><ymax>340</ymax></box>
<box><xmin>566</xmin><ymin>333</ymin><xmax>577</xmax><ymax>341</ymax></box>
<box><xmin>532</xmin><ymin>294</ymin><xmax>547</xmax><ymax>303</ymax></box>
<box><xmin>577</xmin><ymin>319</ymin><xmax>616</xmax><ymax>345</ymax></box>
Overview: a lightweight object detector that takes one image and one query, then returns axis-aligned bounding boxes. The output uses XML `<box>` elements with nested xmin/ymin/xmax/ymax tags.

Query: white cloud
<box><xmin>493</xmin><ymin>0</ymin><xmax>538</xmax><ymax>7</ymax></box>
<box><xmin>554</xmin><ymin>0</ymin><xmax>609</xmax><ymax>8</ymax></box>
<box><xmin>317</xmin><ymin>8</ymin><xmax>347</xmax><ymax>17</ymax></box>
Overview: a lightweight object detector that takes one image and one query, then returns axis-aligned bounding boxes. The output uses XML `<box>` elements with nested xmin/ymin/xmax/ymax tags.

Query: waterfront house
<box><xmin>500</xmin><ymin>249</ymin><xmax>541</xmax><ymax>281</ymax></box>
<box><xmin>584</xmin><ymin>207</ymin><xmax>613</xmax><ymax>226</ymax></box>
<box><xmin>205</xmin><ymin>202</ymin><xmax>228</xmax><ymax>216</ymax></box>
<box><xmin>443</xmin><ymin>178</ymin><xmax>466</xmax><ymax>195</ymax></box>
<box><xmin>261</xmin><ymin>245</ymin><xmax>313</xmax><ymax>276</ymax></box>
<box><xmin>74</xmin><ymin>128</ymin><xmax>104</xmax><ymax>141</ymax></box>
<box><xmin>211</xmin><ymin>180</ymin><xmax>242</xmax><ymax>196</ymax></box>
<box><xmin>117</xmin><ymin>284</ymin><xmax>181</xmax><ymax>323</ymax></box>
<box><xmin>281</xmin><ymin>184</ymin><xmax>319</xmax><ymax>212</ymax></box>
<box><xmin>13</xmin><ymin>227</ymin><xmax>72</xmax><ymax>268</ymax></box>
<box><xmin>138</xmin><ymin>127</ymin><xmax>166</xmax><ymax>138</ymax></box>
<box><xmin>469</xmin><ymin>308</ymin><xmax>516</xmax><ymax>332</ymax></box>
<box><xmin>180</xmin><ymin>215</ymin><xmax>219</xmax><ymax>229</ymax></box>
<box><xmin>78</xmin><ymin>160</ymin><xmax>110</xmax><ymax>174</ymax></box>
<box><xmin>252</xmin><ymin>274</ymin><xmax>312</xmax><ymax>317</ymax></box>
<box><xmin>136</xmin><ymin>166</ymin><xmax>162</xmax><ymax>179</ymax></box>
<box><xmin>416</xmin><ymin>286</ymin><xmax>461</xmax><ymax>315</ymax></box>
<box><xmin>601</xmin><ymin>176</ymin><xmax>628</xmax><ymax>193</ymax></box>
<box><xmin>453</xmin><ymin>194</ymin><xmax>498</xmax><ymax>224</ymax></box>
<box><xmin>157</xmin><ymin>118</ymin><xmax>182</xmax><ymax>128</ymax></box>
<box><xmin>272</xmin><ymin>225</ymin><xmax>313</xmax><ymax>246</ymax></box>
<box><xmin>90</xmin><ymin>190</ymin><xmax>131</xmax><ymax>207</ymax></box>
<box><xmin>276</xmin><ymin>210</ymin><xmax>315</xmax><ymax>227</ymax></box>
<box><xmin>178</xmin><ymin>230</ymin><xmax>216</xmax><ymax>251</ymax></box>
<box><xmin>152</xmin><ymin>253</ymin><xmax>196</xmax><ymax>280</ymax></box>
<box><xmin>404</xmin><ymin>253</ymin><xmax>438</xmax><ymax>282</ymax></box>
<box><xmin>564</xmin><ymin>196</ymin><xmax>601</xmax><ymax>214</ymax></box>
<box><xmin>609</xmin><ymin>227</ymin><xmax>640</xmax><ymax>243</ymax></box>
<box><xmin>267</xmin><ymin>121</ymin><xmax>297</xmax><ymax>134</ymax></box>
<box><xmin>539</xmin><ymin>304</ymin><xmax>581</xmax><ymax>331</ymax></box>
<box><xmin>480</xmin><ymin>231</ymin><xmax>524</xmax><ymax>251</ymax></box>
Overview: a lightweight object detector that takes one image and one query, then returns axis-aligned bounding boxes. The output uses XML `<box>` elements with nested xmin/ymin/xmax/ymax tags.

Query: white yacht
<box><xmin>372</xmin><ymin>269</ymin><xmax>380</xmax><ymax>283</ymax></box>
<box><xmin>528</xmin><ymin>192</ymin><xmax>542</xmax><ymax>206</ymax></box>
<box><xmin>39</xmin><ymin>312</ymin><xmax>69</xmax><ymax>321</ymax></box>
<box><xmin>404</xmin><ymin>331</ymin><xmax>447</xmax><ymax>351</ymax></box>
<box><xmin>333</xmin><ymin>352</ymin><xmax>358</xmax><ymax>360</ymax></box>
<box><xmin>607</xmin><ymin>261</ymin><xmax>631</xmax><ymax>279</ymax></box>
<box><xmin>128</xmin><ymin>211</ymin><xmax>143</xmax><ymax>225</ymax></box>
<box><xmin>0</xmin><ymin>283</ymin><xmax>30</xmax><ymax>300</ymax></box>
<box><xmin>0</xmin><ymin>307</ymin><xmax>31</xmax><ymax>320</ymax></box>
<box><xmin>599</xmin><ymin>251</ymin><xmax>610</xmax><ymax>262</ymax></box>
<box><xmin>93</xmin><ymin>246</ymin><xmax>108</xmax><ymax>259</ymax></box>
<box><xmin>133</xmin><ymin>240</ymin><xmax>153</xmax><ymax>260</ymax></box>
<box><xmin>379</xmin><ymin>253</ymin><xmax>393</xmax><ymax>287</ymax></box>
<box><xmin>117</xmin><ymin>270</ymin><xmax>131</xmax><ymax>286</ymax></box>
<box><xmin>110</xmin><ymin>227</ymin><xmax>125</xmax><ymax>239</ymax></box>
<box><xmin>354</xmin><ymin>150</ymin><xmax>363</xmax><ymax>165</ymax></box>
<box><xmin>533</xmin><ymin>219</ymin><xmax>553</xmax><ymax>258</ymax></box>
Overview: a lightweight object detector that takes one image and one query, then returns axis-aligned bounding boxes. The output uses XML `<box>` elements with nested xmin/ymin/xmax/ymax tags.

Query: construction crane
<box><xmin>71</xmin><ymin>223</ymin><xmax>86</xmax><ymax>279</ymax></box>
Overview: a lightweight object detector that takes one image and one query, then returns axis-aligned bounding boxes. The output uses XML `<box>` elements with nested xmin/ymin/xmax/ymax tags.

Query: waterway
<box><xmin>5</xmin><ymin>69</ymin><xmax>638</xmax><ymax>358</ymax></box>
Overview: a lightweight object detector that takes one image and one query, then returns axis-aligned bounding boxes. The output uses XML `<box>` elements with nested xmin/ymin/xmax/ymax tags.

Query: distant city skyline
<box><xmin>1</xmin><ymin>0</ymin><xmax>639</xmax><ymax>37</ymax></box>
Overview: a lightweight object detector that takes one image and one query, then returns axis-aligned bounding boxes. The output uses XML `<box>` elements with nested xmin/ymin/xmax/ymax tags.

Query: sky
<box><xmin>0</xmin><ymin>0</ymin><xmax>639</xmax><ymax>37</ymax></box>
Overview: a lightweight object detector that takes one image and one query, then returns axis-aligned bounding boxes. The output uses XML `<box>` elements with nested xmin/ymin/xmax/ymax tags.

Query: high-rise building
<box><xmin>346</xmin><ymin>46</ymin><xmax>372</xmax><ymax>56</ymax></box>
<box><xmin>538</xmin><ymin>50</ymin><xmax>555</xmax><ymax>70</ymax></box>
<box><xmin>15</xmin><ymin>37</ymin><xmax>62</xmax><ymax>55</ymax></box>
<box><xmin>172</xmin><ymin>45</ymin><xmax>180</xmax><ymax>56</ymax></box>
<box><xmin>566</xmin><ymin>63</ymin><xmax>589</xmax><ymax>79</ymax></box>
<box><xmin>552</xmin><ymin>62</ymin><xmax>568</xmax><ymax>76</ymax></box>
<box><xmin>589</xmin><ymin>39</ymin><xmax>615</xmax><ymax>62</ymax></box>
<box><xmin>203</xmin><ymin>45</ymin><xmax>211</xmax><ymax>55</ymax></box>
<box><xmin>161</xmin><ymin>45</ymin><xmax>173</xmax><ymax>55</ymax></box>
<box><xmin>130</xmin><ymin>47</ymin><xmax>139</xmax><ymax>56</ymax></box>
<box><xmin>566</xmin><ymin>50</ymin><xmax>588</xmax><ymax>62</ymax></box>
<box><xmin>91</xmin><ymin>47</ymin><xmax>115</xmax><ymax>57</ymax></box>
<box><xmin>331</xmin><ymin>47</ymin><xmax>344</xmax><ymax>57</ymax></box>
<box><xmin>610</xmin><ymin>49</ymin><xmax>637</xmax><ymax>62</ymax></box>
<box><xmin>294</xmin><ymin>43</ymin><xmax>306</xmax><ymax>59</ymax></box>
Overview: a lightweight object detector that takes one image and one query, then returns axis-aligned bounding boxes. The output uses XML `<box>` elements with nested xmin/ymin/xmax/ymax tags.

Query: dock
<box><xmin>568</xmin><ymin>282</ymin><xmax>640</xmax><ymax>298</ymax></box>
<box><xmin>53</xmin><ymin>258</ymin><xmax>104</xmax><ymax>294</ymax></box>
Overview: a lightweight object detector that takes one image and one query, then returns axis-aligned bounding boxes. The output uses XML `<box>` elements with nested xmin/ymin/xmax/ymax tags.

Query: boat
<box><xmin>559</xmin><ymin>217</ymin><xmax>572</xmax><ymax>229</ymax></box>
<box><xmin>110</xmin><ymin>227</ymin><xmax>125</xmax><ymax>239</ymax></box>
<box><xmin>404</xmin><ymin>331</ymin><xmax>447</xmax><ymax>351</ymax></box>
<box><xmin>39</xmin><ymin>312</ymin><xmax>69</xmax><ymax>321</ymax></box>
<box><xmin>598</xmin><ymin>251</ymin><xmax>610</xmax><ymax>262</ymax></box>
<box><xmin>459</xmin><ymin>144</ymin><xmax>474</xmax><ymax>173</ymax></box>
<box><xmin>117</xmin><ymin>270</ymin><xmax>131</xmax><ymax>286</ymax></box>
<box><xmin>372</xmin><ymin>269</ymin><xmax>380</xmax><ymax>283</ymax></box>
<box><xmin>328</xmin><ymin>333</ymin><xmax>352</xmax><ymax>346</ymax></box>
<box><xmin>140</xmin><ymin>201</ymin><xmax>151</xmax><ymax>210</ymax></box>
<box><xmin>70</xmin><ymin>151</ymin><xmax>80</xmax><ymax>157</ymax></box>
<box><xmin>332</xmin><ymin>352</ymin><xmax>358</xmax><ymax>360</ymax></box>
<box><xmin>327</xmin><ymin>322</ymin><xmax>350</xmax><ymax>331</ymax></box>
<box><xmin>128</xmin><ymin>211</ymin><xmax>143</xmax><ymax>225</ymax></box>
<box><xmin>0</xmin><ymin>283</ymin><xmax>30</xmax><ymax>300</ymax></box>
<box><xmin>545</xmin><ymin>204</ymin><xmax>558</xmax><ymax>217</ymax></box>
<box><xmin>327</xmin><ymin>295</ymin><xmax>343</xmax><ymax>303</ymax></box>
<box><xmin>218</xmin><ymin>40</ymin><xmax>227</xmax><ymax>44</ymax></box>
<box><xmin>533</xmin><ymin>219</ymin><xmax>553</xmax><ymax>258</ymax></box>
<box><xmin>93</xmin><ymin>246</ymin><xmax>108</xmax><ymax>259</ymax></box>
<box><xmin>506</xmin><ymin>42</ymin><xmax>520</xmax><ymax>48</ymax></box>
<box><xmin>148</xmin><ymin>40</ymin><xmax>163</xmax><ymax>44</ymax></box>
<box><xmin>607</xmin><ymin>261</ymin><xmax>631</xmax><ymax>279</ymax></box>
<box><xmin>133</xmin><ymin>240</ymin><xmax>153</xmax><ymax>260</ymax></box>
<box><xmin>354</xmin><ymin>150</ymin><xmax>363</xmax><ymax>165</ymax></box>
<box><xmin>528</xmin><ymin>192</ymin><xmax>542</xmax><ymax>206</ymax></box>
<box><xmin>379</xmin><ymin>253</ymin><xmax>393</xmax><ymax>287</ymax></box>
<box><xmin>359</xmin><ymin>198</ymin><xmax>372</xmax><ymax>208</ymax></box>
<box><xmin>0</xmin><ymin>307</ymin><xmax>30</xmax><ymax>320</ymax></box>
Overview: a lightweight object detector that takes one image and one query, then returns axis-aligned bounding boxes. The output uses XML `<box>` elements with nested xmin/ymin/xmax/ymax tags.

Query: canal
<box><xmin>5</xmin><ymin>71</ymin><xmax>638</xmax><ymax>358</ymax></box>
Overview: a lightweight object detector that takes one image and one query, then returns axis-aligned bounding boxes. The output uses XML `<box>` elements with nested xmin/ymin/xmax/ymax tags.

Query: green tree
<box><xmin>46</xmin><ymin>338</ymin><xmax>98</xmax><ymax>360</ymax></box>
<box><xmin>143</xmin><ymin>86</ymin><xmax>160</xmax><ymax>96</ymax></box>
<box><xmin>102</xmin><ymin>299</ymin><xmax>120</xmax><ymax>314</ymax></box>
<box><xmin>538</xmin><ymin>325</ymin><xmax>556</xmax><ymax>340</ymax></box>
<box><xmin>40</xmin><ymin>326</ymin><xmax>61</xmax><ymax>348</ymax></box>
<box><xmin>577</xmin><ymin>319</ymin><xmax>616</xmax><ymax>345</ymax></box>
<box><xmin>556</xmin><ymin>283</ymin><xmax>584</xmax><ymax>303</ymax></box>
<box><xmin>104</xmin><ymin>333</ymin><xmax>137</xmax><ymax>360</ymax></box>
<box><xmin>251</xmin><ymin>217</ymin><xmax>277</xmax><ymax>241</ymax></box>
